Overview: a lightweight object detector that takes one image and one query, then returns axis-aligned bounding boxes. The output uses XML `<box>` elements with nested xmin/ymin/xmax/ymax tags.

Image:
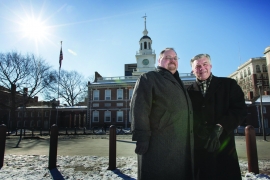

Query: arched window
<box><xmin>244</xmin><ymin>69</ymin><xmax>247</xmax><ymax>77</ymax></box>
<box><xmin>144</xmin><ymin>42</ymin><xmax>147</xmax><ymax>49</ymax></box>
<box><xmin>240</xmin><ymin>72</ymin><xmax>243</xmax><ymax>79</ymax></box>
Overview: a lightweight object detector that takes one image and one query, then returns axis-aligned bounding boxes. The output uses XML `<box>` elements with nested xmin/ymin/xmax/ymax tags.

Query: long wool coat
<box><xmin>131</xmin><ymin>67</ymin><xmax>194</xmax><ymax>180</ymax></box>
<box><xmin>187</xmin><ymin>75</ymin><xmax>247</xmax><ymax>180</ymax></box>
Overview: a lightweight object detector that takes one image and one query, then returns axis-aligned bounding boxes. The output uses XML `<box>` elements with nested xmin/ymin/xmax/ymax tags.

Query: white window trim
<box><xmin>117</xmin><ymin>111</ymin><xmax>123</xmax><ymax>122</ymax></box>
<box><xmin>105</xmin><ymin>89</ymin><xmax>111</xmax><ymax>100</ymax></box>
<box><xmin>93</xmin><ymin>111</ymin><xmax>99</xmax><ymax>122</ymax></box>
<box><xmin>129</xmin><ymin>89</ymin><xmax>133</xmax><ymax>99</ymax></box>
<box><xmin>117</xmin><ymin>89</ymin><xmax>123</xmax><ymax>100</ymax></box>
<box><xmin>93</xmin><ymin>90</ymin><xmax>100</xmax><ymax>101</ymax></box>
<box><xmin>104</xmin><ymin>111</ymin><xmax>111</xmax><ymax>122</ymax></box>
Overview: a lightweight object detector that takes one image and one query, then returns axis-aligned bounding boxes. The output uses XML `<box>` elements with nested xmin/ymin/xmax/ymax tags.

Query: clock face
<box><xmin>142</xmin><ymin>59</ymin><xmax>149</xmax><ymax>65</ymax></box>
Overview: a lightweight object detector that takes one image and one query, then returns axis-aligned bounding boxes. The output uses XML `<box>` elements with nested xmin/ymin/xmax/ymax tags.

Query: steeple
<box><xmin>138</xmin><ymin>13</ymin><xmax>152</xmax><ymax>53</ymax></box>
<box><xmin>133</xmin><ymin>14</ymin><xmax>156</xmax><ymax>76</ymax></box>
<box><xmin>142</xmin><ymin>14</ymin><xmax>148</xmax><ymax>36</ymax></box>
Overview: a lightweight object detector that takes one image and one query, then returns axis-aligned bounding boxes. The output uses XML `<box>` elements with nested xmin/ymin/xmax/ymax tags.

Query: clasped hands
<box><xmin>198</xmin><ymin>124</ymin><xmax>223</xmax><ymax>152</ymax></box>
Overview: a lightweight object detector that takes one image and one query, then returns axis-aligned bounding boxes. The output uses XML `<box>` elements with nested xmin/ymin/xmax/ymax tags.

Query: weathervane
<box><xmin>142</xmin><ymin>13</ymin><xmax>147</xmax><ymax>30</ymax></box>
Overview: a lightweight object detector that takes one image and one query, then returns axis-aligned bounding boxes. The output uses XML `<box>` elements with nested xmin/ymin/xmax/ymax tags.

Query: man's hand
<box><xmin>135</xmin><ymin>141</ymin><xmax>149</xmax><ymax>155</ymax></box>
<box><xmin>204</xmin><ymin>124</ymin><xmax>223</xmax><ymax>152</ymax></box>
<box><xmin>197</xmin><ymin>124</ymin><xmax>210</xmax><ymax>140</ymax></box>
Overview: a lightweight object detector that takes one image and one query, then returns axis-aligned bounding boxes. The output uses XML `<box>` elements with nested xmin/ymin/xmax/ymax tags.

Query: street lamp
<box><xmin>257</xmin><ymin>82</ymin><xmax>266</xmax><ymax>141</ymax></box>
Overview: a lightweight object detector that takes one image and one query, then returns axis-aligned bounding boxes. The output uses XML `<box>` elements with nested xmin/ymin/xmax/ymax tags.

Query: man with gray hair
<box><xmin>131</xmin><ymin>48</ymin><xmax>194</xmax><ymax>180</ymax></box>
<box><xmin>187</xmin><ymin>53</ymin><xmax>247</xmax><ymax>180</ymax></box>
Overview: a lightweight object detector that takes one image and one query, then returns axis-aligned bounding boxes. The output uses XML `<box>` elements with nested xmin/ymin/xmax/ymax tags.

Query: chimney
<box><xmin>94</xmin><ymin>71</ymin><xmax>102</xmax><ymax>82</ymax></box>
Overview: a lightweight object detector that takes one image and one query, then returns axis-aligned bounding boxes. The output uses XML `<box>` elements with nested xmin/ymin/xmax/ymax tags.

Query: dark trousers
<box><xmin>195</xmin><ymin>148</ymin><xmax>217</xmax><ymax>180</ymax></box>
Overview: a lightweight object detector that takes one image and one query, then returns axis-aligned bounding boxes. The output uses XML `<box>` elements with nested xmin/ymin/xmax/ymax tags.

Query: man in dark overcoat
<box><xmin>131</xmin><ymin>48</ymin><xmax>194</xmax><ymax>180</ymax></box>
<box><xmin>187</xmin><ymin>53</ymin><xmax>247</xmax><ymax>180</ymax></box>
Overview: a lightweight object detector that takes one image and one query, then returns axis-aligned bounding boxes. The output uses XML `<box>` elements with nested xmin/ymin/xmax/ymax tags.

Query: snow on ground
<box><xmin>1</xmin><ymin>155</ymin><xmax>270</xmax><ymax>180</ymax></box>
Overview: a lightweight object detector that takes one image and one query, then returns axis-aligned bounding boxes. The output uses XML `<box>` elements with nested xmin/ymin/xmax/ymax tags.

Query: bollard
<box><xmin>108</xmin><ymin>125</ymin><xmax>116</xmax><ymax>170</ymax></box>
<box><xmin>32</xmin><ymin>128</ymin><xmax>34</xmax><ymax>137</ymax></box>
<box><xmin>48</xmin><ymin>124</ymin><xmax>58</xmax><ymax>170</ymax></box>
<box><xmin>245</xmin><ymin>125</ymin><xmax>259</xmax><ymax>174</ymax></box>
<box><xmin>84</xmin><ymin>127</ymin><xmax>86</xmax><ymax>135</ymax></box>
<box><xmin>74</xmin><ymin>127</ymin><xmax>77</xmax><ymax>135</ymax></box>
<box><xmin>40</xmin><ymin>128</ymin><xmax>42</xmax><ymax>136</ymax></box>
<box><xmin>16</xmin><ymin>128</ymin><xmax>18</xmax><ymax>136</ymax></box>
<box><xmin>66</xmin><ymin>127</ymin><xmax>68</xmax><ymax>135</ymax></box>
<box><xmin>23</xmin><ymin>127</ymin><xmax>26</xmax><ymax>136</ymax></box>
<box><xmin>0</xmin><ymin>124</ymin><xmax>7</xmax><ymax>168</ymax></box>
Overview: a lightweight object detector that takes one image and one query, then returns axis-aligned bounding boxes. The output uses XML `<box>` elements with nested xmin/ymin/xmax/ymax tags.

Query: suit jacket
<box><xmin>131</xmin><ymin>67</ymin><xmax>194</xmax><ymax>180</ymax></box>
<box><xmin>187</xmin><ymin>75</ymin><xmax>247</xmax><ymax>180</ymax></box>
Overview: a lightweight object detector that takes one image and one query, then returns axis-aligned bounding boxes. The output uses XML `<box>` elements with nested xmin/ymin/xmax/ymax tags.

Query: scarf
<box><xmin>196</xmin><ymin>73</ymin><xmax>213</xmax><ymax>97</ymax></box>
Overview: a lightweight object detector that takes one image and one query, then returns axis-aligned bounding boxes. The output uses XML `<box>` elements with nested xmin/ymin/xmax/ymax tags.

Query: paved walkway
<box><xmin>4</xmin><ymin>135</ymin><xmax>137</xmax><ymax>157</ymax></box>
<box><xmin>4</xmin><ymin>135</ymin><xmax>270</xmax><ymax>160</ymax></box>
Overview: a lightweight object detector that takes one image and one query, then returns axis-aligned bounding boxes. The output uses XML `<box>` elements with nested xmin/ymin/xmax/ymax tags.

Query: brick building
<box><xmin>86</xmin><ymin>16</ymin><xmax>196</xmax><ymax>129</ymax></box>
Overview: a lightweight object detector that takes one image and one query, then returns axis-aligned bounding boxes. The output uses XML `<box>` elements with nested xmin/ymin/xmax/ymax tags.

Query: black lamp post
<box><xmin>257</xmin><ymin>82</ymin><xmax>266</xmax><ymax>141</ymax></box>
<box><xmin>16</xmin><ymin>87</ymin><xmax>27</xmax><ymax>147</ymax></box>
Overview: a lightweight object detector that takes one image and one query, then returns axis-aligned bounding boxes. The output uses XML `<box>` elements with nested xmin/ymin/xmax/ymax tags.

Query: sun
<box><xmin>21</xmin><ymin>17</ymin><xmax>48</xmax><ymax>41</ymax></box>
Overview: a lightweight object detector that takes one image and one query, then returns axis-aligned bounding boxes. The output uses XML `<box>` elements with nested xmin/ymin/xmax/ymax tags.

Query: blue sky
<box><xmin>1</xmin><ymin>0</ymin><xmax>270</xmax><ymax>80</ymax></box>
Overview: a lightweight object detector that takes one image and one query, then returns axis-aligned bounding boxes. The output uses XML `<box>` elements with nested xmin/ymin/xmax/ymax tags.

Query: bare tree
<box><xmin>87</xmin><ymin>75</ymin><xmax>95</xmax><ymax>83</ymax></box>
<box><xmin>43</xmin><ymin>70</ymin><xmax>87</xmax><ymax>106</ymax></box>
<box><xmin>0</xmin><ymin>51</ymin><xmax>54</xmax><ymax>129</ymax></box>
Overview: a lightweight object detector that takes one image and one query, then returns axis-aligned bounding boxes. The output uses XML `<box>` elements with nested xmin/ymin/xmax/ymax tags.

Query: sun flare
<box><xmin>21</xmin><ymin>17</ymin><xmax>47</xmax><ymax>41</ymax></box>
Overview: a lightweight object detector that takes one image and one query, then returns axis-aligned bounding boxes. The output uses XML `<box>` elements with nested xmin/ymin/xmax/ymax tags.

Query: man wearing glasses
<box><xmin>187</xmin><ymin>54</ymin><xmax>247</xmax><ymax>180</ymax></box>
<box><xmin>131</xmin><ymin>48</ymin><xmax>194</xmax><ymax>180</ymax></box>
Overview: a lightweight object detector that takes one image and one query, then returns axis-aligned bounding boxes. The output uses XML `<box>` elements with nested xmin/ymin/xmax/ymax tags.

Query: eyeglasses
<box><xmin>163</xmin><ymin>56</ymin><xmax>179</xmax><ymax>61</ymax></box>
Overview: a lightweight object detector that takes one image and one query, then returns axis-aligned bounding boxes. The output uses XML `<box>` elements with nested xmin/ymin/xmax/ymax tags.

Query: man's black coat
<box><xmin>187</xmin><ymin>75</ymin><xmax>247</xmax><ymax>180</ymax></box>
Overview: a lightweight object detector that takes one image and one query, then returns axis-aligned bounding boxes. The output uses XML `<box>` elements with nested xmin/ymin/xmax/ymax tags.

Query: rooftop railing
<box><xmin>97</xmin><ymin>73</ymin><xmax>195</xmax><ymax>82</ymax></box>
<box><xmin>136</xmin><ymin>50</ymin><xmax>155</xmax><ymax>55</ymax></box>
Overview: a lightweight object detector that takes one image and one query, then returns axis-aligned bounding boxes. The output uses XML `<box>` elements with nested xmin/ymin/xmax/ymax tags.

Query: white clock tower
<box><xmin>132</xmin><ymin>14</ymin><xmax>156</xmax><ymax>76</ymax></box>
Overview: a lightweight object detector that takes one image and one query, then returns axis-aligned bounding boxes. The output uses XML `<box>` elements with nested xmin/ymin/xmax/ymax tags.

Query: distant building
<box><xmin>13</xmin><ymin>105</ymin><xmax>87</xmax><ymax>130</ymax></box>
<box><xmin>229</xmin><ymin>46</ymin><xmax>270</xmax><ymax>133</ymax></box>
<box><xmin>87</xmin><ymin>16</ymin><xmax>195</xmax><ymax>129</ymax></box>
<box><xmin>228</xmin><ymin>57</ymin><xmax>269</xmax><ymax>100</ymax></box>
<box><xmin>124</xmin><ymin>63</ymin><xmax>137</xmax><ymax>76</ymax></box>
<box><xmin>0</xmin><ymin>85</ymin><xmax>39</xmax><ymax>127</ymax></box>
